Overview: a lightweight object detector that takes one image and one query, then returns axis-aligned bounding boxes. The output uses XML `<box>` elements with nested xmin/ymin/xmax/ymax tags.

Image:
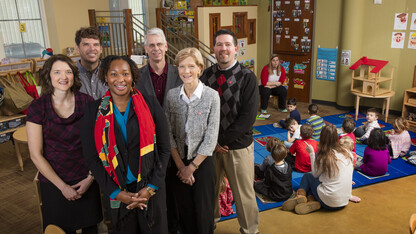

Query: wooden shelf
<box><xmin>402</xmin><ymin>87</ymin><xmax>416</xmax><ymax>125</ymax></box>
<box><xmin>0</xmin><ymin>124</ymin><xmax>25</xmax><ymax>135</ymax></box>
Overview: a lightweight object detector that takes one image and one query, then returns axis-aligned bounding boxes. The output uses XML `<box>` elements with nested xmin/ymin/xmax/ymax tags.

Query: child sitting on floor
<box><xmin>287</xmin><ymin>124</ymin><xmax>318</xmax><ymax>172</ymax></box>
<box><xmin>387</xmin><ymin>117</ymin><xmax>411</xmax><ymax>159</ymax></box>
<box><xmin>255</xmin><ymin>137</ymin><xmax>281</xmax><ymax>179</ymax></box>
<box><xmin>339</xmin><ymin>137</ymin><xmax>361</xmax><ymax>203</ymax></box>
<box><xmin>354</xmin><ymin>108</ymin><xmax>380</xmax><ymax>144</ymax></box>
<box><xmin>281</xmin><ymin>124</ymin><xmax>355</xmax><ymax>214</ymax></box>
<box><xmin>339</xmin><ymin>118</ymin><xmax>356</xmax><ymax>152</ymax></box>
<box><xmin>355</xmin><ymin>128</ymin><xmax>391</xmax><ymax>176</ymax></box>
<box><xmin>277</xmin><ymin>98</ymin><xmax>301</xmax><ymax>128</ymax></box>
<box><xmin>219</xmin><ymin>177</ymin><xmax>234</xmax><ymax>217</ymax></box>
<box><xmin>305</xmin><ymin>104</ymin><xmax>325</xmax><ymax>140</ymax></box>
<box><xmin>284</xmin><ymin>118</ymin><xmax>302</xmax><ymax>148</ymax></box>
<box><xmin>254</xmin><ymin>141</ymin><xmax>293</xmax><ymax>202</ymax></box>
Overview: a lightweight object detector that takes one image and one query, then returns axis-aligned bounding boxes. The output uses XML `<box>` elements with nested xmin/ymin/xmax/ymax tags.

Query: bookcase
<box><xmin>402</xmin><ymin>87</ymin><xmax>416</xmax><ymax>128</ymax></box>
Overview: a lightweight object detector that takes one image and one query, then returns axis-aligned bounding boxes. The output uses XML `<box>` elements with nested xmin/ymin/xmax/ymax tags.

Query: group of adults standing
<box><xmin>26</xmin><ymin>25</ymin><xmax>260</xmax><ymax>234</ymax></box>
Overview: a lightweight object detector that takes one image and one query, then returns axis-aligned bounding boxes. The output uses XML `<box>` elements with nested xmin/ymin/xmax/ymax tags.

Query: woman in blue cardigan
<box><xmin>165</xmin><ymin>47</ymin><xmax>220</xmax><ymax>234</ymax></box>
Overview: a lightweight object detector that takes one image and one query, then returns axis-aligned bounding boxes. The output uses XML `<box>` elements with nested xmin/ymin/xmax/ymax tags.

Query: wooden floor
<box><xmin>0</xmin><ymin>102</ymin><xmax>415</xmax><ymax>233</ymax></box>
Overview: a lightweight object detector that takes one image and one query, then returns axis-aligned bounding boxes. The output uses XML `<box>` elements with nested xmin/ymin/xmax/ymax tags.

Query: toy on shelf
<box><xmin>349</xmin><ymin>56</ymin><xmax>394</xmax><ymax>97</ymax></box>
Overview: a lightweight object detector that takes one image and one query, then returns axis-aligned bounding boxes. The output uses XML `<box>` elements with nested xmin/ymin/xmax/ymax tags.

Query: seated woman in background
<box><xmin>259</xmin><ymin>54</ymin><xmax>287</xmax><ymax>113</ymax></box>
<box><xmin>27</xmin><ymin>54</ymin><xmax>102</xmax><ymax>233</ymax></box>
<box><xmin>165</xmin><ymin>48</ymin><xmax>220</xmax><ymax>234</ymax></box>
<box><xmin>81</xmin><ymin>55</ymin><xmax>170</xmax><ymax>233</ymax></box>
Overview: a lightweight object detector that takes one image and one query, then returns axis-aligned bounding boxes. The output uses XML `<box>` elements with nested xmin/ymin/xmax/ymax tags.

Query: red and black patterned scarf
<box><xmin>94</xmin><ymin>88</ymin><xmax>155</xmax><ymax>205</ymax></box>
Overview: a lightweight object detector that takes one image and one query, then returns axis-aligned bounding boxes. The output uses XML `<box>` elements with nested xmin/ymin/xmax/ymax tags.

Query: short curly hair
<box><xmin>40</xmin><ymin>54</ymin><xmax>81</xmax><ymax>95</ymax></box>
<box><xmin>75</xmin><ymin>27</ymin><xmax>103</xmax><ymax>46</ymax></box>
<box><xmin>98</xmin><ymin>55</ymin><xmax>140</xmax><ymax>84</ymax></box>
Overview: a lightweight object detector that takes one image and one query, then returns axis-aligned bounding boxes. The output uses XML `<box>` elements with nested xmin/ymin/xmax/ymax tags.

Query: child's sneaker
<box><xmin>294</xmin><ymin>201</ymin><xmax>321</xmax><ymax>214</ymax></box>
<box><xmin>273</xmin><ymin>123</ymin><xmax>282</xmax><ymax>128</ymax></box>
<box><xmin>261</xmin><ymin>109</ymin><xmax>267</xmax><ymax>114</ymax></box>
<box><xmin>409</xmin><ymin>151</ymin><xmax>416</xmax><ymax>156</ymax></box>
<box><xmin>279</xmin><ymin>108</ymin><xmax>288</xmax><ymax>112</ymax></box>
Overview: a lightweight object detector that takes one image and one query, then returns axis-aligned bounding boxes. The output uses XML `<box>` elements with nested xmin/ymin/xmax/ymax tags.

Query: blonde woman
<box><xmin>165</xmin><ymin>48</ymin><xmax>220</xmax><ymax>234</ymax></box>
<box><xmin>259</xmin><ymin>54</ymin><xmax>287</xmax><ymax>113</ymax></box>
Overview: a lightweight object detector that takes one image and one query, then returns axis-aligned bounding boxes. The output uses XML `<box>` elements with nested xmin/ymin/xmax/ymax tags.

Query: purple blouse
<box><xmin>26</xmin><ymin>91</ymin><xmax>94</xmax><ymax>183</ymax></box>
<box><xmin>360</xmin><ymin>146</ymin><xmax>391</xmax><ymax>176</ymax></box>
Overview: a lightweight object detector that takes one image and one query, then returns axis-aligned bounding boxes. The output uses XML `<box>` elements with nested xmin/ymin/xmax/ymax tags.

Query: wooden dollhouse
<box><xmin>349</xmin><ymin>56</ymin><xmax>393</xmax><ymax>97</ymax></box>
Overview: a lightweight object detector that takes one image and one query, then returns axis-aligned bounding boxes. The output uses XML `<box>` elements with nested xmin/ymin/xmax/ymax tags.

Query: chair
<box><xmin>410</xmin><ymin>213</ymin><xmax>416</xmax><ymax>234</ymax></box>
<box><xmin>34</xmin><ymin>171</ymin><xmax>43</xmax><ymax>231</ymax></box>
<box><xmin>44</xmin><ymin>224</ymin><xmax>65</xmax><ymax>234</ymax></box>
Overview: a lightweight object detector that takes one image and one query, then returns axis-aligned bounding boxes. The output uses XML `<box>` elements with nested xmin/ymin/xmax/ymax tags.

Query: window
<box><xmin>0</xmin><ymin>0</ymin><xmax>47</xmax><ymax>59</ymax></box>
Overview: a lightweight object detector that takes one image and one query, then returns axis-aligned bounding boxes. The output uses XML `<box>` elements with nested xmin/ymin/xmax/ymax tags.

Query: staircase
<box><xmin>88</xmin><ymin>9</ymin><xmax>215</xmax><ymax>68</ymax></box>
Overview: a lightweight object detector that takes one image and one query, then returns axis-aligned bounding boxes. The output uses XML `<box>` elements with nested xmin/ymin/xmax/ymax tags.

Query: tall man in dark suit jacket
<box><xmin>136</xmin><ymin>27</ymin><xmax>182</xmax><ymax>234</ymax></box>
<box><xmin>136</xmin><ymin>28</ymin><xmax>182</xmax><ymax>109</ymax></box>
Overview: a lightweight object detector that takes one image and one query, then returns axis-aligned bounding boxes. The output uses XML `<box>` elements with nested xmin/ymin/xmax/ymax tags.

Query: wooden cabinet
<box><xmin>0</xmin><ymin>114</ymin><xmax>26</xmax><ymax>143</ymax></box>
<box><xmin>402</xmin><ymin>87</ymin><xmax>416</xmax><ymax>128</ymax></box>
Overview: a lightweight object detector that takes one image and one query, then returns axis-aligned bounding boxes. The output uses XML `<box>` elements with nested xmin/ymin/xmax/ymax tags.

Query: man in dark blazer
<box><xmin>136</xmin><ymin>27</ymin><xmax>182</xmax><ymax>234</ymax></box>
<box><xmin>136</xmin><ymin>28</ymin><xmax>182</xmax><ymax>109</ymax></box>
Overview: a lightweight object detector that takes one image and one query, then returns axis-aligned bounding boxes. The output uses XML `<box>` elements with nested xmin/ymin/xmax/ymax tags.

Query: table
<box><xmin>351</xmin><ymin>91</ymin><xmax>395</xmax><ymax>122</ymax></box>
<box><xmin>13</xmin><ymin>126</ymin><xmax>27</xmax><ymax>171</ymax></box>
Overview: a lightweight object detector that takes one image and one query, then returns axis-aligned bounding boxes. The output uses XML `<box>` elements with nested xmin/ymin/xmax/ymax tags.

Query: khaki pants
<box><xmin>214</xmin><ymin>143</ymin><xmax>259</xmax><ymax>234</ymax></box>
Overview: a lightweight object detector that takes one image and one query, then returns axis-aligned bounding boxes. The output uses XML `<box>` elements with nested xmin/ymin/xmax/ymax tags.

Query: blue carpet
<box><xmin>220</xmin><ymin>111</ymin><xmax>416</xmax><ymax>221</ymax></box>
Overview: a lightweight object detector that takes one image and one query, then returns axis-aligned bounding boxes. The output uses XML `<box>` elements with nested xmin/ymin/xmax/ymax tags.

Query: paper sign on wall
<box><xmin>391</xmin><ymin>32</ymin><xmax>405</xmax><ymax>49</ymax></box>
<box><xmin>394</xmin><ymin>13</ymin><xmax>408</xmax><ymax>30</ymax></box>
<box><xmin>410</xmin><ymin>13</ymin><xmax>416</xmax><ymax>30</ymax></box>
<box><xmin>409</xmin><ymin>32</ymin><xmax>416</xmax><ymax>49</ymax></box>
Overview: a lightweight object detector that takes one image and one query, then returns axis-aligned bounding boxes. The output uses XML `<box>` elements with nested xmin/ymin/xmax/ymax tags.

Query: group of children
<box><xmin>254</xmin><ymin>100</ymin><xmax>413</xmax><ymax>215</ymax></box>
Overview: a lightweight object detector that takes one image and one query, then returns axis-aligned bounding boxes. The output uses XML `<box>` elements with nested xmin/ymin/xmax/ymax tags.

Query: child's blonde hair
<box><xmin>266</xmin><ymin>137</ymin><xmax>281</xmax><ymax>152</ymax></box>
<box><xmin>339</xmin><ymin>137</ymin><xmax>354</xmax><ymax>151</ymax></box>
<box><xmin>392</xmin><ymin>117</ymin><xmax>409</xmax><ymax>134</ymax></box>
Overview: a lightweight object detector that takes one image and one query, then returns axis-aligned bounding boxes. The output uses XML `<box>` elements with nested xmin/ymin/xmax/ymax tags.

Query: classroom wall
<box><xmin>43</xmin><ymin>0</ymin><xmax>109</xmax><ymax>54</ymax></box>
<box><xmin>313</xmin><ymin>0</ymin><xmax>416</xmax><ymax>111</ymax></box>
<box><xmin>197</xmin><ymin>6</ymin><xmax>258</xmax><ymax>74</ymax></box>
<box><xmin>251</xmin><ymin>0</ymin><xmax>416</xmax><ymax>112</ymax></box>
<box><xmin>248</xmin><ymin>0</ymin><xmax>270</xmax><ymax>78</ymax></box>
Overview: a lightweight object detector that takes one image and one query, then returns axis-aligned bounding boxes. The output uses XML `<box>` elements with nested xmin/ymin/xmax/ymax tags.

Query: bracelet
<box><xmin>190</xmin><ymin>161</ymin><xmax>199</xmax><ymax>169</ymax></box>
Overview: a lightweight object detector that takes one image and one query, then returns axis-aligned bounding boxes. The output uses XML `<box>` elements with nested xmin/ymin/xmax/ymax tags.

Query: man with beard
<box><xmin>75</xmin><ymin>27</ymin><xmax>107</xmax><ymax>100</ymax></box>
<box><xmin>136</xmin><ymin>27</ymin><xmax>182</xmax><ymax>108</ymax></box>
<box><xmin>200</xmin><ymin>29</ymin><xmax>259</xmax><ymax>234</ymax></box>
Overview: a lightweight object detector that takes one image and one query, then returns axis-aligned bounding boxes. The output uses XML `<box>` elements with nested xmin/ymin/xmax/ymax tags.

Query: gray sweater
<box><xmin>165</xmin><ymin>84</ymin><xmax>220</xmax><ymax>160</ymax></box>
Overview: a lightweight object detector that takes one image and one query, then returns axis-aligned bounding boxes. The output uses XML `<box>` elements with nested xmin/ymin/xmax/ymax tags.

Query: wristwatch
<box><xmin>146</xmin><ymin>186</ymin><xmax>156</xmax><ymax>197</ymax></box>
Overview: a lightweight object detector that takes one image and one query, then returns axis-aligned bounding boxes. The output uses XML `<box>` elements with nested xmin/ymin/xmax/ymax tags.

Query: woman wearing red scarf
<box><xmin>81</xmin><ymin>55</ymin><xmax>170</xmax><ymax>233</ymax></box>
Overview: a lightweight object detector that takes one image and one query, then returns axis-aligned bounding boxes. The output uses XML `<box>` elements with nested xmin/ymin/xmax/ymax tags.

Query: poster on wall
<box><xmin>391</xmin><ymin>32</ymin><xmax>405</xmax><ymax>49</ymax></box>
<box><xmin>394</xmin><ymin>13</ymin><xmax>408</xmax><ymax>30</ymax></box>
<box><xmin>411</xmin><ymin>13</ymin><xmax>416</xmax><ymax>30</ymax></box>
<box><xmin>340</xmin><ymin>50</ymin><xmax>351</xmax><ymax>66</ymax></box>
<box><xmin>316</xmin><ymin>47</ymin><xmax>338</xmax><ymax>81</ymax></box>
<box><xmin>409</xmin><ymin>32</ymin><xmax>416</xmax><ymax>49</ymax></box>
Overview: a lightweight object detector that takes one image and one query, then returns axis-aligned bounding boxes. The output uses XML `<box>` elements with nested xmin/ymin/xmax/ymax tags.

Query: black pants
<box><xmin>172</xmin><ymin>156</ymin><xmax>216</xmax><ymax>234</ymax></box>
<box><xmin>285</xmin><ymin>153</ymin><xmax>296</xmax><ymax>172</ymax></box>
<box><xmin>166</xmin><ymin>159</ymin><xmax>181</xmax><ymax>233</ymax></box>
<box><xmin>353</xmin><ymin>126</ymin><xmax>368</xmax><ymax>144</ymax></box>
<box><xmin>259</xmin><ymin>85</ymin><xmax>287</xmax><ymax>110</ymax></box>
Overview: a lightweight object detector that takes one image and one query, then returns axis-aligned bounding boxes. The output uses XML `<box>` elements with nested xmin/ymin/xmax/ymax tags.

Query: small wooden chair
<box><xmin>410</xmin><ymin>213</ymin><xmax>416</xmax><ymax>234</ymax></box>
<box><xmin>34</xmin><ymin>171</ymin><xmax>43</xmax><ymax>231</ymax></box>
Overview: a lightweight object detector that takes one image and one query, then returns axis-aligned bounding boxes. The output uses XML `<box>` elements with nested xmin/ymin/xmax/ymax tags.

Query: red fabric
<box><xmin>339</xmin><ymin>132</ymin><xmax>356</xmax><ymax>152</ymax></box>
<box><xmin>94</xmin><ymin>88</ymin><xmax>155</xmax><ymax>191</ymax></box>
<box><xmin>149</xmin><ymin>62</ymin><xmax>168</xmax><ymax>105</ymax></box>
<box><xmin>260</xmin><ymin>65</ymin><xmax>286</xmax><ymax>87</ymax></box>
<box><xmin>289</xmin><ymin>139</ymin><xmax>318</xmax><ymax>172</ymax></box>
<box><xmin>219</xmin><ymin>178</ymin><xmax>234</xmax><ymax>217</ymax></box>
<box><xmin>17</xmin><ymin>72</ymin><xmax>39</xmax><ymax>99</ymax></box>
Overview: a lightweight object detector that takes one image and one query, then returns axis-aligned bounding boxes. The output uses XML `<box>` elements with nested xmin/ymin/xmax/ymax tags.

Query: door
<box><xmin>271</xmin><ymin>0</ymin><xmax>314</xmax><ymax>103</ymax></box>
